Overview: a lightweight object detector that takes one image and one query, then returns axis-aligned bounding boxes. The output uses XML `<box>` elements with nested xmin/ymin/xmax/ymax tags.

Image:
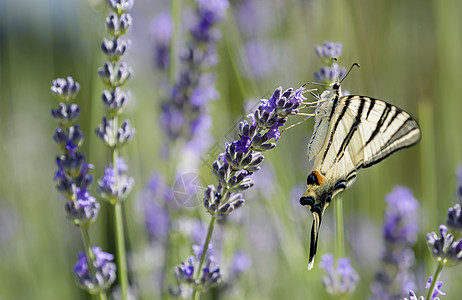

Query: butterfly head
<box><xmin>319</xmin><ymin>82</ymin><xmax>342</xmax><ymax>104</ymax></box>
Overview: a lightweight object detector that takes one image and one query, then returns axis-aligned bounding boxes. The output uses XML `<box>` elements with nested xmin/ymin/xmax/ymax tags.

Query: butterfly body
<box><xmin>300</xmin><ymin>83</ymin><xmax>421</xmax><ymax>270</ymax></box>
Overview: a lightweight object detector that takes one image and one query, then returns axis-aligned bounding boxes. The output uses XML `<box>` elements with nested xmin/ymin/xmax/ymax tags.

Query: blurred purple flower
<box><xmin>319</xmin><ymin>253</ymin><xmax>359</xmax><ymax>297</ymax></box>
<box><xmin>160</xmin><ymin>0</ymin><xmax>228</xmax><ymax>146</ymax></box>
<box><xmin>151</xmin><ymin>12</ymin><xmax>172</xmax><ymax>69</ymax></box>
<box><xmin>240</xmin><ymin>39</ymin><xmax>277</xmax><ymax>79</ymax></box>
<box><xmin>174</xmin><ymin>245</ymin><xmax>222</xmax><ymax>291</ymax></box>
<box><xmin>230</xmin><ymin>251</ymin><xmax>252</xmax><ymax>276</ymax></box>
<box><xmin>73</xmin><ymin>246</ymin><xmax>117</xmax><ymax>293</ymax></box>
<box><xmin>315</xmin><ymin>41</ymin><xmax>343</xmax><ymax>61</ymax></box>
<box><xmin>369</xmin><ymin>186</ymin><xmax>419</xmax><ymax>299</ymax></box>
<box><xmin>313</xmin><ymin>41</ymin><xmax>347</xmax><ymax>85</ymax></box>
<box><xmin>384</xmin><ymin>186</ymin><xmax>419</xmax><ymax>244</ymax></box>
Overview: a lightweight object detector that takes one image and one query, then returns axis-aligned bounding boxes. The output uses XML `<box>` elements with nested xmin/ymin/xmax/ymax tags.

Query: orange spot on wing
<box><xmin>313</xmin><ymin>170</ymin><xmax>324</xmax><ymax>185</ymax></box>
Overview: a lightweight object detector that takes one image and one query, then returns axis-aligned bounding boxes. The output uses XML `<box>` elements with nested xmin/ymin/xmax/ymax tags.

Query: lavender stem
<box><xmin>81</xmin><ymin>228</ymin><xmax>108</xmax><ymax>300</ymax></box>
<box><xmin>192</xmin><ymin>216</ymin><xmax>217</xmax><ymax>300</ymax></box>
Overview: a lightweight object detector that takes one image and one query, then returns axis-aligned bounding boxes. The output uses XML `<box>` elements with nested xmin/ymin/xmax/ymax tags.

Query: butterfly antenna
<box><xmin>302</xmin><ymin>82</ymin><xmax>329</xmax><ymax>88</ymax></box>
<box><xmin>340</xmin><ymin>62</ymin><xmax>360</xmax><ymax>84</ymax></box>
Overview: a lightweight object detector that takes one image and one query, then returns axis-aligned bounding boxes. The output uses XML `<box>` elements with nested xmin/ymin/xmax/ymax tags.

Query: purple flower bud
<box><xmin>51</xmin><ymin>103</ymin><xmax>80</xmax><ymax>126</ymax></box>
<box><xmin>447</xmin><ymin>204</ymin><xmax>462</xmax><ymax>237</ymax></box>
<box><xmin>65</xmin><ymin>188</ymin><xmax>100</xmax><ymax>227</ymax></box>
<box><xmin>101</xmin><ymin>87</ymin><xmax>130</xmax><ymax>116</ymax></box>
<box><xmin>315</xmin><ymin>41</ymin><xmax>343</xmax><ymax>61</ymax></box>
<box><xmin>426</xmin><ymin>276</ymin><xmax>446</xmax><ymax>299</ymax></box>
<box><xmin>108</xmin><ymin>0</ymin><xmax>133</xmax><ymax>14</ymax></box>
<box><xmin>97</xmin><ymin>158</ymin><xmax>134</xmax><ymax>203</ymax></box>
<box><xmin>73</xmin><ymin>246</ymin><xmax>116</xmax><ymax>293</ymax></box>
<box><xmin>151</xmin><ymin>12</ymin><xmax>172</xmax><ymax>69</ymax></box>
<box><xmin>405</xmin><ymin>291</ymin><xmax>425</xmax><ymax>300</ymax></box>
<box><xmin>53</xmin><ymin>126</ymin><xmax>84</xmax><ymax>151</ymax></box>
<box><xmin>95</xmin><ymin>117</ymin><xmax>135</xmax><ymax>148</ymax></box>
<box><xmin>314</xmin><ymin>64</ymin><xmax>347</xmax><ymax>84</ymax></box>
<box><xmin>319</xmin><ymin>253</ymin><xmax>359</xmax><ymax>297</ymax></box>
<box><xmin>106</xmin><ymin>13</ymin><xmax>132</xmax><ymax>37</ymax></box>
<box><xmin>101</xmin><ymin>38</ymin><xmax>129</xmax><ymax>62</ymax></box>
<box><xmin>51</xmin><ymin>77</ymin><xmax>80</xmax><ymax>102</ymax></box>
<box><xmin>427</xmin><ymin>225</ymin><xmax>462</xmax><ymax>267</ymax></box>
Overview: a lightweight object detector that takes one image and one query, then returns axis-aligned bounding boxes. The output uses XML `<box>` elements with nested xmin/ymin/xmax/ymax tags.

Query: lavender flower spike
<box><xmin>369</xmin><ymin>186</ymin><xmax>419</xmax><ymax>300</ymax></box>
<box><xmin>203</xmin><ymin>86</ymin><xmax>305</xmax><ymax>218</ymax></box>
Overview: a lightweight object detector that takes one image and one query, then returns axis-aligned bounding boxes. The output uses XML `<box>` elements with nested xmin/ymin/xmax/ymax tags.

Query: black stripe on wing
<box><xmin>362</xmin><ymin>116</ymin><xmax>421</xmax><ymax>168</ymax></box>
<box><xmin>336</xmin><ymin>97</ymin><xmax>366</xmax><ymax>161</ymax></box>
<box><xmin>321</xmin><ymin>95</ymin><xmax>351</xmax><ymax>164</ymax></box>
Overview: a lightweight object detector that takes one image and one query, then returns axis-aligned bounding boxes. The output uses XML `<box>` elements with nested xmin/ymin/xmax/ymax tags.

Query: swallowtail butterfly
<box><xmin>299</xmin><ymin>80</ymin><xmax>421</xmax><ymax>270</ymax></box>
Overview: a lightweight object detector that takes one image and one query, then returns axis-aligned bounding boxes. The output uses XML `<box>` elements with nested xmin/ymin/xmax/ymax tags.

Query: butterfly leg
<box><xmin>281</xmin><ymin>114</ymin><xmax>315</xmax><ymax>134</ymax></box>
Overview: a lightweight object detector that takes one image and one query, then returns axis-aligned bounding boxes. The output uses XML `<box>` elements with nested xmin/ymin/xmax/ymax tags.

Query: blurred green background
<box><xmin>1</xmin><ymin>0</ymin><xmax>462</xmax><ymax>299</ymax></box>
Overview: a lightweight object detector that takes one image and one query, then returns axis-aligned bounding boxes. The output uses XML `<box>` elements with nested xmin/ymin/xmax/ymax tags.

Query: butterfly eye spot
<box><xmin>307</xmin><ymin>170</ymin><xmax>324</xmax><ymax>186</ymax></box>
<box><xmin>307</xmin><ymin>173</ymin><xmax>318</xmax><ymax>185</ymax></box>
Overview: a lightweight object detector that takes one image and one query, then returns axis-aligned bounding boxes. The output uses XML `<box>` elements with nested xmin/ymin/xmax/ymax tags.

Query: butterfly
<box><xmin>299</xmin><ymin>80</ymin><xmax>421</xmax><ymax>270</ymax></box>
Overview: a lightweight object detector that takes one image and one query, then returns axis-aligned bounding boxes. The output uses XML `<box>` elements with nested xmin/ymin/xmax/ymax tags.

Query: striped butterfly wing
<box><xmin>302</xmin><ymin>92</ymin><xmax>421</xmax><ymax>269</ymax></box>
<box><xmin>333</xmin><ymin>95</ymin><xmax>421</xmax><ymax>170</ymax></box>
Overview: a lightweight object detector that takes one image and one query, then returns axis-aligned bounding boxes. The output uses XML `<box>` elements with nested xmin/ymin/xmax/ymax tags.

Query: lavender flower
<box><xmin>51</xmin><ymin>77</ymin><xmax>80</xmax><ymax>102</ymax></box>
<box><xmin>446</xmin><ymin>204</ymin><xmax>462</xmax><ymax>238</ymax></box>
<box><xmin>174</xmin><ymin>246</ymin><xmax>222</xmax><ymax>292</ymax></box>
<box><xmin>313</xmin><ymin>41</ymin><xmax>347</xmax><ymax>85</ymax></box>
<box><xmin>457</xmin><ymin>164</ymin><xmax>462</xmax><ymax>201</ymax></box>
<box><xmin>427</xmin><ymin>225</ymin><xmax>462</xmax><ymax>267</ymax></box>
<box><xmin>369</xmin><ymin>186</ymin><xmax>419</xmax><ymax>300</ymax></box>
<box><xmin>152</xmin><ymin>12</ymin><xmax>172</xmax><ymax>70</ymax></box>
<box><xmin>97</xmin><ymin>158</ymin><xmax>134</xmax><ymax>204</ymax></box>
<box><xmin>230</xmin><ymin>251</ymin><xmax>252</xmax><ymax>277</ymax></box>
<box><xmin>319</xmin><ymin>253</ymin><xmax>359</xmax><ymax>297</ymax></box>
<box><xmin>74</xmin><ymin>246</ymin><xmax>117</xmax><ymax>293</ymax></box>
<box><xmin>404</xmin><ymin>291</ymin><xmax>425</xmax><ymax>300</ymax></box>
<box><xmin>51</xmin><ymin>77</ymin><xmax>99</xmax><ymax>226</ymax></box>
<box><xmin>160</xmin><ymin>0</ymin><xmax>229</xmax><ymax>143</ymax></box>
<box><xmin>65</xmin><ymin>188</ymin><xmax>100</xmax><ymax>227</ymax></box>
<box><xmin>426</xmin><ymin>277</ymin><xmax>445</xmax><ymax>299</ymax></box>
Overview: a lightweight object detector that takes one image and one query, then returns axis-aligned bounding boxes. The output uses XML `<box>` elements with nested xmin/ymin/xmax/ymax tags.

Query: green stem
<box><xmin>425</xmin><ymin>263</ymin><xmax>444</xmax><ymax>300</ymax></box>
<box><xmin>191</xmin><ymin>216</ymin><xmax>217</xmax><ymax>300</ymax></box>
<box><xmin>80</xmin><ymin>228</ymin><xmax>108</xmax><ymax>300</ymax></box>
<box><xmin>334</xmin><ymin>194</ymin><xmax>345</xmax><ymax>259</ymax></box>
<box><xmin>112</xmin><ymin>141</ymin><xmax>128</xmax><ymax>300</ymax></box>
<box><xmin>114</xmin><ymin>201</ymin><xmax>128</xmax><ymax>300</ymax></box>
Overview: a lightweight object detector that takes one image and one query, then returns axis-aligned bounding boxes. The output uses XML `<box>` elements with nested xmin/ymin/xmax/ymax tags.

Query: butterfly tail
<box><xmin>307</xmin><ymin>210</ymin><xmax>322</xmax><ymax>270</ymax></box>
